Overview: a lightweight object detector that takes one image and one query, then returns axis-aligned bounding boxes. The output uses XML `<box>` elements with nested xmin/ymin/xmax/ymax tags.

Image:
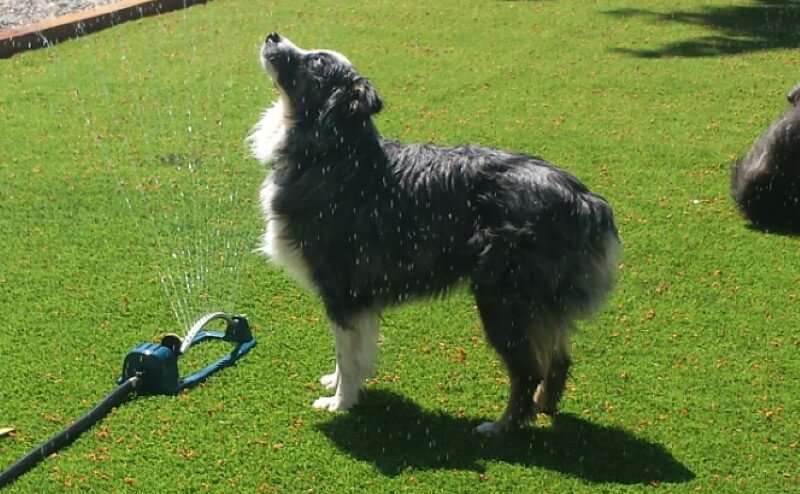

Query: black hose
<box><xmin>0</xmin><ymin>376</ymin><xmax>140</xmax><ymax>489</ymax></box>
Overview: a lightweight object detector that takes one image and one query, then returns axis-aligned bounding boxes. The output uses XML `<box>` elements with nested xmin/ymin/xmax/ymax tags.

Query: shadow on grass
<box><xmin>605</xmin><ymin>0</ymin><xmax>800</xmax><ymax>58</ymax></box>
<box><xmin>744</xmin><ymin>222</ymin><xmax>800</xmax><ymax>237</ymax></box>
<box><xmin>318</xmin><ymin>390</ymin><xmax>694</xmax><ymax>484</ymax></box>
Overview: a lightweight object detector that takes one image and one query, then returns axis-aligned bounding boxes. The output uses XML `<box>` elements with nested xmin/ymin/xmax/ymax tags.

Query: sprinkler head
<box><xmin>120</xmin><ymin>343</ymin><xmax>180</xmax><ymax>395</ymax></box>
<box><xmin>119</xmin><ymin>312</ymin><xmax>256</xmax><ymax>396</ymax></box>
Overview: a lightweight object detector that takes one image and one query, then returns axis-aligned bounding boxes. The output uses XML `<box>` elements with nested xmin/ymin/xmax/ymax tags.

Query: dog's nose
<box><xmin>265</xmin><ymin>32</ymin><xmax>281</xmax><ymax>44</ymax></box>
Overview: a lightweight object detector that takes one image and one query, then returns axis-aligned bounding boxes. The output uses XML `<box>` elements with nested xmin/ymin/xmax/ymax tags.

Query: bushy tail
<box><xmin>473</xmin><ymin>190</ymin><xmax>620</xmax><ymax>323</ymax></box>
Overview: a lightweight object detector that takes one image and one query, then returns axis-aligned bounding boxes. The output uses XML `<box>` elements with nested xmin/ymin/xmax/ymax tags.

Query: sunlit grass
<box><xmin>1</xmin><ymin>0</ymin><xmax>799</xmax><ymax>492</ymax></box>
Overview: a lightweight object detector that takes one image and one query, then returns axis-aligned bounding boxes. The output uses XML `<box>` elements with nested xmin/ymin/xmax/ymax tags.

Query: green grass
<box><xmin>1</xmin><ymin>0</ymin><xmax>799</xmax><ymax>492</ymax></box>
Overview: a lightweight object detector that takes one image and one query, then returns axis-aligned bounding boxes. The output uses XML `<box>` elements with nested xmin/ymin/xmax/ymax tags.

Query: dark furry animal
<box><xmin>249</xmin><ymin>33</ymin><xmax>620</xmax><ymax>435</ymax></box>
<box><xmin>731</xmin><ymin>82</ymin><xmax>800</xmax><ymax>232</ymax></box>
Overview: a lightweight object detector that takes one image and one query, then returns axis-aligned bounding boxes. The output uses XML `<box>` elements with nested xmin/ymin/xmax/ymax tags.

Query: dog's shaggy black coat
<box><xmin>731</xmin><ymin>82</ymin><xmax>800</xmax><ymax>232</ymax></box>
<box><xmin>252</xmin><ymin>33</ymin><xmax>620</xmax><ymax>432</ymax></box>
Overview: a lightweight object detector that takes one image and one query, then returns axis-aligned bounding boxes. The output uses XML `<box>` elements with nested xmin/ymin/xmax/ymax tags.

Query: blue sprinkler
<box><xmin>0</xmin><ymin>312</ymin><xmax>256</xmax><ymax>488</ymax></box>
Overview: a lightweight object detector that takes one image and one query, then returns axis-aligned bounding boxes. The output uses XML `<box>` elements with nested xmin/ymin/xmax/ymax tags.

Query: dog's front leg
<box><xmin>313</xmin><ymin>311</ymin><xmax>379</xmax><ymax>412</ymax></box>
<box><xmin>313</xmin><ymin>325</ymin><xmax>360</xmax><ymax>411</ymax></box>
<box><xmin>319</xmin><ymin>364</ymin><xmax>340</xmax><ymax>391</ymax></box>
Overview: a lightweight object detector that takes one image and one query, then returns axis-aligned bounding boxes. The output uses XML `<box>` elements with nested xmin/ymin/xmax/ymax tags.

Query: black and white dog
<box><xmin>249</xmin><ymin>33</ymin><xmax>620</xmax><ymax>435</ymax></box>
<box><xmin>731</xmin><ymin>82</ymin><xmax>800</xmax><ymax>232</ymax></box>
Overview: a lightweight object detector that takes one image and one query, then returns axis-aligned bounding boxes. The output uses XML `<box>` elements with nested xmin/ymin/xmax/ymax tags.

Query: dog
<box><xmin>249</xmin><ymin>33</ymin><xmax>620</xmax><ymax>435</ymax></box>
<box><xmin>731</xmin><ymin>82</ymin><xmax>800</xmax><ymax>233</ymax></box>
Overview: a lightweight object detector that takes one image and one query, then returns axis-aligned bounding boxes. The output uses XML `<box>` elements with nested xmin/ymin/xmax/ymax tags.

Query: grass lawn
<box><xmin>1</xmin><ymin>0</ymin><xmax>799</xmax><ymax>492</ymax></box>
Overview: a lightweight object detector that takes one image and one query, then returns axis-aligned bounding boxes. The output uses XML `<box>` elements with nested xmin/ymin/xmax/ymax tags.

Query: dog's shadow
<box><xmin>745</xmin><ymin>223</ymin><xmax>800</xmax><ymax>237</ymax></box>
<box><xmin>318</xmin><ymin>390</ymin><xmax>694</xmax><ymax>485</ymax></box>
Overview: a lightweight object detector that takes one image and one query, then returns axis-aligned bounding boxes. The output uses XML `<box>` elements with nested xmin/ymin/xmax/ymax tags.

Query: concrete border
<box><xmin>0</xmin><ymin>0</ymin><xmax>209</xmax><ymax>59</ymax></box>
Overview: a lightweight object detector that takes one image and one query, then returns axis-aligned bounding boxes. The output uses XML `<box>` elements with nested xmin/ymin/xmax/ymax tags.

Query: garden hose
<box><xmin>0</xmin><ymin>376</ymin><xmax>141</xmax><ymax>488</ymax></box>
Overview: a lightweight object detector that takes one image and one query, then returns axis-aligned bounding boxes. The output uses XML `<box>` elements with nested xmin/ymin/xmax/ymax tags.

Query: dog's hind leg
<box><xmin>313</xmin><ymin>310</ymin><xmax>380</xmax><ymax>412</ymax></box>
<box><xmin>472</xmin><ymin>290</ymin><xmax>541</xmax><ymax>436</ymax></box>
<box><xmin>532</xmin><ymin>328</ymin><xmax>572</xmax><ymax>415</ymax></box>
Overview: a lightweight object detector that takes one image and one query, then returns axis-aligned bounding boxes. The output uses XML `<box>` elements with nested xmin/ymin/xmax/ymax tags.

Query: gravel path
<box><xmin>0</xmin><ymin>0</ymin><xmax>120</xmax><ymax>30</ymax></box>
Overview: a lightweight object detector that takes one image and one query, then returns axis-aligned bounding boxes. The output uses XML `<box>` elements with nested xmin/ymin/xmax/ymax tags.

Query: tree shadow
<box><xmin>317</xmin><ymin>390</ymin><xmax>694</xmax><ymax>485</ymax></box>
<box><xmin>605</xmin><ymin>0</ymin><xmax>800</xmax><ymax>58</ymax></box>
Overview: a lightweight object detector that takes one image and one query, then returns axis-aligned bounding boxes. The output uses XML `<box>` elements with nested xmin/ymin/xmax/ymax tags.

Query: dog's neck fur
<box><xmin>249</xmin><ymin>94</ymin><xmax>384</xmax><ymax>170</ymax></box>
<box><xmin>249</xmin><ymin>97</ymin><xmax>295</xmax><ymax>166</ymax></box>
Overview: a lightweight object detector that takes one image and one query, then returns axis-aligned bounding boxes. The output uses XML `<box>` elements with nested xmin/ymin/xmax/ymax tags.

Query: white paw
<box><xmin>475</xmin><ymin>421</ymin><xmax>505</xmax><ymax>436</ymax></box>
<box><xmin>319</xmin><ymin>372</ymin><xmax>339</xmax><ymax>391</ymax></box>
<box><xmin>312</xmin><ymin>395</ymin><xmax>355</xmax><ymax>412</ymax></box>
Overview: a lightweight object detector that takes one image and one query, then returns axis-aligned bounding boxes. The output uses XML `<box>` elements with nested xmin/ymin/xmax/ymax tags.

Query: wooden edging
<box><xmin>0</xmin><ymin>0</ymin><xmax>209</xmax><ymax>59</ymax></box>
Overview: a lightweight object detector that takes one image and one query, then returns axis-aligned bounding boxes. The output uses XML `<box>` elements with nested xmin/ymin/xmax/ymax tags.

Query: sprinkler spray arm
<box><xmin>179</xmin><ymin>311</ymin><xmax>235</xmax><ymax>354</ymax></box>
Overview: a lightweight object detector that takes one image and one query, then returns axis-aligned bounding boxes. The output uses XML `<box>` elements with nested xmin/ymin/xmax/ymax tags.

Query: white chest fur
<box><xmin>248</xmin><ymin>99</ymin><xmax>290</xmax><ymax>165</ymax></box>
<box><xmin>250</xmin><ymin>99</ymin><xmax>317</xmax><ymax>292</ymax></box>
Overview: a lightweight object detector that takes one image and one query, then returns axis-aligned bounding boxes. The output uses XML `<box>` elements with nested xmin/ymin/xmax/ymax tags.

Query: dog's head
<box><xmin>260</xmin><ymin>32</ymin><xmax>382</xmax><ymax>123</ymax></box>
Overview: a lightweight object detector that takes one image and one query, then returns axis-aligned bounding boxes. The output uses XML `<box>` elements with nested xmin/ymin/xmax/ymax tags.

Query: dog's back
<box><xmin>378</xmin><ymin>141</ymin><xmax>619</xmax><ymax>312</ymax></box>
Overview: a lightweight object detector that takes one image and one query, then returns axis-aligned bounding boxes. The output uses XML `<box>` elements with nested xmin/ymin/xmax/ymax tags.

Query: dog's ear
<box><xmin>323</xmin><ymin>76</ymin><xmax>383</xmax><ymax>122</ymax></box>
<box><xmin>349</xmin><ymin>77</ymin><xmax>383</xmax><ymax>116</ymax></box>
<box><xmin>788</xmin><ymin>82</ymin><xmax>800</xmax><ymax>107</ymax></box>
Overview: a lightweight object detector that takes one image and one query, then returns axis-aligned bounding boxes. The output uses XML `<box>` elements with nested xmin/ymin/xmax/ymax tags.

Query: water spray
<box><xmin>0</xmin><ymin>312</ymin><xmax>256</xmax><ymax>489</ymax></box>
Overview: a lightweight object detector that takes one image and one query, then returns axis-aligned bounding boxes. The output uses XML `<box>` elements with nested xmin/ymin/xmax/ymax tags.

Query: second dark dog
<box><xmin>731</xmin><ymin>82</ymin><xmax>800</xmax><ymax>232</ymax></box>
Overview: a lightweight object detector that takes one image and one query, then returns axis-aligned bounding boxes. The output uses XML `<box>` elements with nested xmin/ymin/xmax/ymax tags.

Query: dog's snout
<box><xmin>265</xmin><ymin>32</ymin><xmax>281</xmax><ymax>44</ymax></box>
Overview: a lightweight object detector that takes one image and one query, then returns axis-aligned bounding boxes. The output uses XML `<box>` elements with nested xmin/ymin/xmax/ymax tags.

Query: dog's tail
<box><xmin>554</xmin><ymin>191</ymin><xmax>621</xmax><ymax>319</ymax></box>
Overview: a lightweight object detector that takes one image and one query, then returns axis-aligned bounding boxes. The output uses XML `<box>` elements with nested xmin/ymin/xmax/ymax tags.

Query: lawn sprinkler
<box><xmin>0</xmin><ymin>312</ymin><xmax>256</xmax><ymax>489</ymax></box>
